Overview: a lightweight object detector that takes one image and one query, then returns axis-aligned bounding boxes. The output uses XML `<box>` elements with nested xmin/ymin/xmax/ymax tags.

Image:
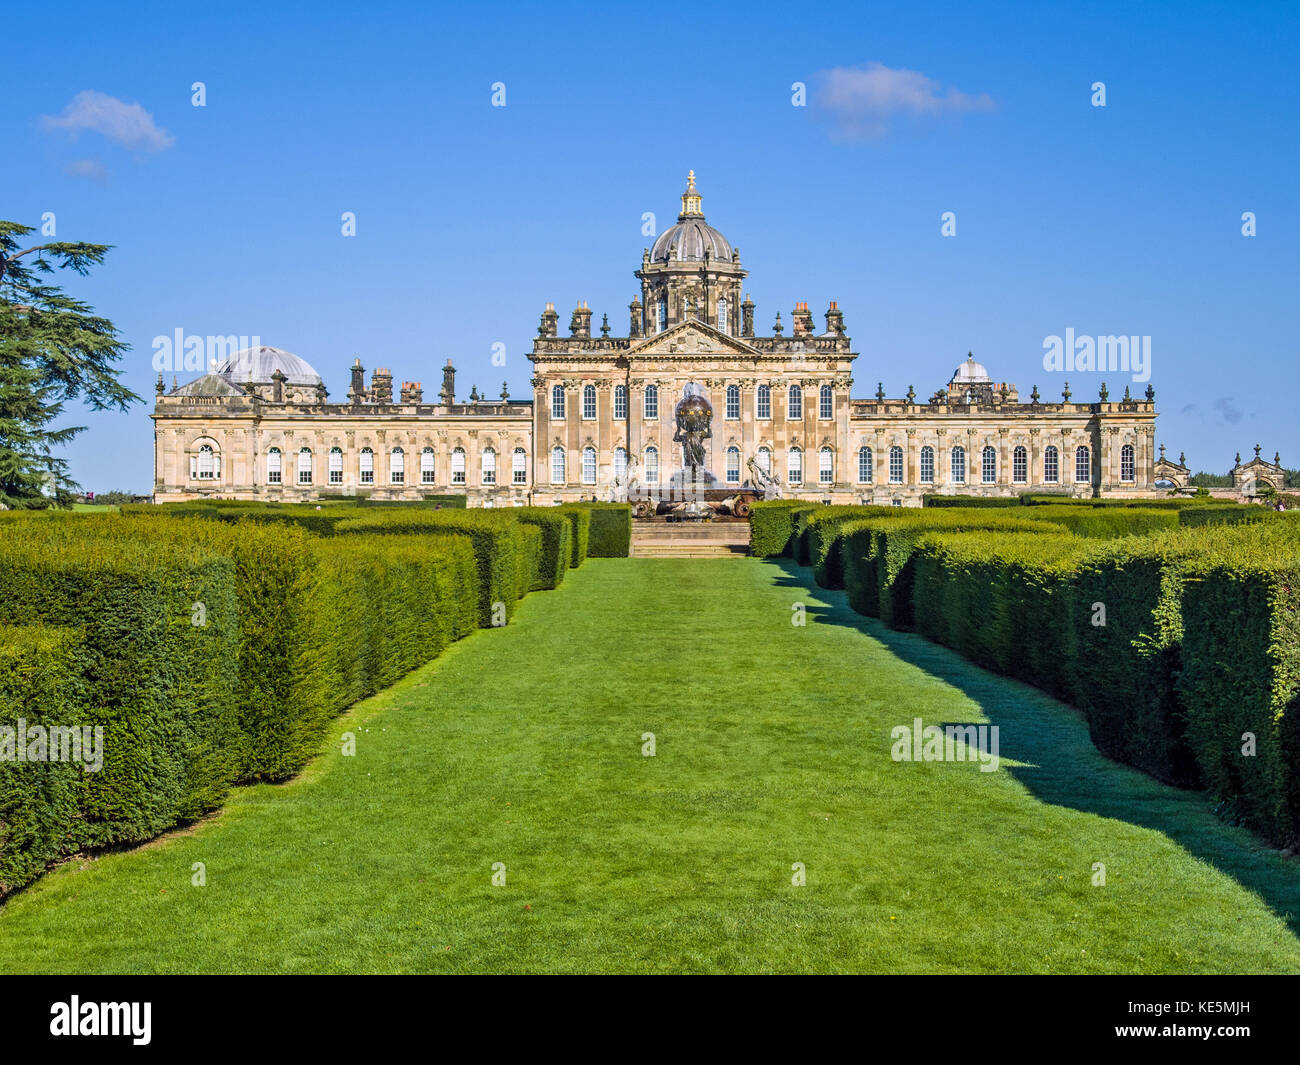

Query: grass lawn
<box><xmin>2</xmin><ymin>557</ymin><xmax>1298</xmax><ymax>973</ymax></box>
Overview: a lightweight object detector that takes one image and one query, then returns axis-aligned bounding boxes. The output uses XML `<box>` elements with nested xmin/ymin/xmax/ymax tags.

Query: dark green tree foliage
<box><xmin>0</xmin><ymin>223</ymin><xmax>137</xmax><ymax>506</ymax></box>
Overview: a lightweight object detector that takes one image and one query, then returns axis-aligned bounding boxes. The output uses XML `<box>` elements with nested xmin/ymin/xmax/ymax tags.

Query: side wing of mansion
<box><xmin>152</xmin><ymin>173</ymin><xmax>1158</xmax><ymax>505</ymax></box>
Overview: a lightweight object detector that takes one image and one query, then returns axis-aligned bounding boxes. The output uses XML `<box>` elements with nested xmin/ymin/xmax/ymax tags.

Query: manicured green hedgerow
<box><xmin>575</xmin><ymin>503</ymin><xmax>631</xmax><ymax>558</ymax></box>
<box><xmin>335</xmin><ymin>510</ymin><xmax>527</xmax><ymax>624</ymax></box>
<box><xmin>512</xmin><ymin>509</ymin><xmax>572</xmax><ymax>590</ymax></box>
<box><xmin>1177</xmin><ymin>504</ymin><xmax>1278</xmax><ymax>528</ymax></box>
<box><xmin>749</xmin><ymin>501</ymin><xmax>819</xmax><ymax>558</ymax></box>
<box><xmin>806</xmin><ymin>506</ymin><xmax>899</xmax><ymax>588</ymax></box>
<box><xmin>1176</xmin><ymin>529</ymin><xmax>1300</xmax><ymax>843</ymax></box>
<box><xmin>0</xmin><ymin>626</ymin><xmax>88</xmax><ymax>896</ymax></box>
<box><xmin>0</xmin><ymin>528</ymin><xmax>241</xmax><ymax>850</ymax></box>
<box><xmin>911</xmin><ymin>531</ymin><xmax>1094</xmax><ymax>696</ymax></box>
<box><xmin>1068</xmin><ymin>530</ymin><xmax>1212</xmax><ymax>787</ymax></box>
<box><xmin>1017</xmin><ymin>505</ymin><xmax>1180</xmax><ymax>538</ymax></box>
<box><xmin>555</xmin><ymin>506</ymin><xmax>592</xmax><ymax>567</ymax></box>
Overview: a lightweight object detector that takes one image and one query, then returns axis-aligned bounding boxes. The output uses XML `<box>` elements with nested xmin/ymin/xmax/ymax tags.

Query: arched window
<box><xmin>481</xmin><ymin>447</ymin><xmax>496</xmax><ymax>485</ymax></box>
<box><xmin>582</xmin><ymin>384</ymin><xmax>596</xmax><ymax>420</ymax></box>
<box><xmin>613</xmin><ymin>384</ymin><xmax>627</xmax><ymax>420</ymax></box>
<box><xmin>920</xmin><ymin>446</ymin><xmax>935</xmax><ymax>484</ymax></box>
<box><xmin>726</xmin><ymin>446</ymin><xmax>740</xmax><ymax>484</ymax></box>
<box><xmin>982</xmin><ymin>446</ymin><xmax>996</xmax><ymax>484</ymax></box>
<box><xmin>858</xmin><ymin>445</ymin><xmax>873</xmax><ymax>484</ymax></box>
<box><xmin>644</xmin><ymin>446</ymin><xmax>659</xmax><ymax>485</ymax></box>
<box><xmin>819</xmin><ymin>385</ymin><xmax>833</xmax><ymax>420</ymax></box>
<box><xmin>717</xmin><ymin>296</ymin><xmax>729</xmax><ymax>335</ymax></box>
<box><xmin>1121</xmin><ymin>443</ymin><xmax>1135</xmax><ymax>483</ymax></box>
<box><xmin>267</xmin><ymin>446</ymin><xmax>282</xmax><ymax>485</ymax></box>
<box><xmin>328</xmin><ymin>446</ymin><xmax>343</xmax><ymax>484</ymax></box>
<box><xmin>1044</xmin><ymin>445</ymin><xmax>1059</xmax><ymax>484</ymax></box>
<box><xmin>451</xmin><ymin>447</ymin><xmax>466</xmax><ymax>485</ymax></box>
<box><xmin>550</xmin><ymin>385</ymin><xmax>566</xmax><ymax>419</ymax></box>
<box><xmin>359</xmin><ymin>447</ymin><xmax>374</xmax><ymax>484</ymax></box>
<box><xmin>1013</xmin><ymin>445</ymin><xmax>1028</xmax><ymax>484</ymax></box>
<box><xmin>657</xmin><ymin>300</ymin><xmax>667</xmax><ymax>333</ymax></box>
<box><xmin>551</xmin><ymin>446</ymin><xmax>565</xmax><ymax>485</ymax></box>
<box><xmin>787</xmin><ymin>385</ymin><xmax>802</xmax><ymax>420</ymax></box>
<box><xmin>819</xmin><ymin>446</ymin><xmax>834</xmax><ymax>484</ymax></box>
<box><xmin>193</xmin><ymin>444</ymin><xmax>216</xmax><ymax>480</ymax></box>
<box><xmin>787</xmin><ymin>447</ymin><xmax>803</xmax><ymax>485</ymax></box>
<box><xmin>889</xmin><ymin>445</ymin><xmax>904</xmax><ymax>484</ymax></box>
<box><xmin>297</xmin><ymin>447</ymin><xmax>313</xmax><ymax>485</ymax></box>
<box><xmin>951</xmin><ymin>445</ymin><xmax>966</xmax><ymax>484</ymax></box>
<box><xmin>756</xmin><ymin>384</ymin><xmax>771</xmax><ymax>420</ymax></box>
<box><xmin>757</xmin><ymin>446</ymin><xmax>772</xmax><ymax>476</ymax></box>
<box><xmin>421</xmin><ymin>447</ymin><xmax>435</xmax><ymax>484</ymax></box>
<box><xmin>390</xmin><ymin>447</ymin><xmax>405</xmax><ymax>484</ymax></box>
<box><xmin>644</xmin><ymin>384</ymin><xmax>658</xmax><ymax>420</ymax></box>
<box><xmin>725</xmin><ymin>384</ymin><xmax>740</xmax><ymax>420</ymax></box>
<box><xmin>512</xmin><ymin>447</ymin><xmax>527</xmax><ymax>484</ymax></box>
<box><xmin>614</xmin><ymin>447</ymin><xmax>628</xmax><ymax>482</ymax></box>
<box><xmin>1075</xmin><ymin>445</ymin><xmax>1091</xmax><ymax>483</ymax></box>
<box><xmin>582</xmin><ymin>446</ymin><xmax>597</xmax><ymax>485</ymax></box>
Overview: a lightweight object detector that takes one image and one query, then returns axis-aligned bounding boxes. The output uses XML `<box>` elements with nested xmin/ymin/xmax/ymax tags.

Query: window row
<box><xmin>260</xmin><ymin>446</ymin><xmax>527</xmax><ymax>486</ymax></box>
<box><xmin>548</xmin><ymin>384</ymin><xmax>836</xmax><ymax>421</ymax></box>
<box><xmin>843</xmin><ymin>444</ymin><xmax>1118</xmax><ymax>485</ymax></box>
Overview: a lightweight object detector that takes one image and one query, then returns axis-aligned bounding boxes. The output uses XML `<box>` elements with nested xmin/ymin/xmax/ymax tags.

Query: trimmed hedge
<box><xmin>1177</xmin><ymin>504</ymin><xmax>1277</xmax><ymax>528</ymax></box>
<box><xmin>577</xmin><ymin>503</ymin><xmax>632</xmax><ymax>557</ymax></box>
<box><xmin>749</xmin><ymin>501</ymin><xmax>819</xmax><ymax>558</ymax></box>
<box><xmin>806</xmin><ymin>506</ymin><xmax>900</xmax><ymax>588</ymax></box>
<box><xmin>1176</xmin><ymin>530</ymin><xmax>1300</xmax><ymax>842</ymax></box>
<box><xmin>335</xmin><ymin>510</ymin><xmax>527</xmax><ymax>625</ymax></box>
<box><xmin>1017</xmin><ymin>505</ymin><xmax>1180</xmax><ymax>539</ymax></box>
<box><xmin>912</xmin><ymin>532</ymin><xmax>1094</xmax><ymax>698</ymax></box>
<box><xmin>556</xmin><ymin>506</ymin><xmax>592</xmax><ymax>567</ymax></box>
<box><xmin>0</xmin><ymin>626</ymin><xmax>89</xmax><ymax>896</ymax></box>
<box><xmin>0</xmin><ymin>528</ymin><xmax>241</xmax><ymax>851</ymax></box>
<box><xmin>513</xmin><ymin>509</ymin><xmax>572</xmax><ymax>590</ymax></box>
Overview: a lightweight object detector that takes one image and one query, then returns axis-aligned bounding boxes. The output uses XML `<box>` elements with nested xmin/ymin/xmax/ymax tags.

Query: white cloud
<box><xmin>64</xmin><ymin>158</ymin><xmax>108</xmax><ymax>183</ymax></box>
<box><xmin>813</xmin><ymin>62</ymin><xmax>994</xmax><ymax>141</ymax></box>
<box><xmin>43</xmin><ymin>90</ymin><xmax>174</xmax><ymax>152</ymax></box>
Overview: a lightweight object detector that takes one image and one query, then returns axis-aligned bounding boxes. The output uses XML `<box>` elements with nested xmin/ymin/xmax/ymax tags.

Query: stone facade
<box><xmin>152</xmin><ymin>173</ymin><xmax>1159</xmax><ymax>505</ymax></box>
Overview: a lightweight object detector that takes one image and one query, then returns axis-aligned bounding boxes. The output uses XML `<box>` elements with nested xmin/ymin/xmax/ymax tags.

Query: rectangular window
<box><xmin>644</xmin><ymin>388</ymin><xmax>658</xmax><ymax>420</ymax></box>
<box><xmin>858</xmin><ymin>448</ymin><xmax>872</xmax><ymax>484</ymax></box>
<box><xmin>582</xmin><ymin>388</ymin><xmax>596</xmax><ymax>420</ymax></box>
<box><xmin>757</xmin><ymin>387</ymin><xmax>770</xmax><ymax>420</ymax></box>
<box><xmin>329</xmin><ymin>450</ymin><xmax>343</xmax><ymax>485</ymax></box>
<box><xmin>819</xmin><ymin>387</ymin><xmax>833</xmax><ymax>420</ymax></box>
<box><xmin>726</xmin><ymin>449</ymin><xmax>740</xmax><ymax>484</ymax></box>
<box><xmin>1044</xmin><ymin>448</ymin><xmax>1059</xmax><ymax>483</ymax></box>
<box><xmin>1013</xmin><ymin>448</ymin><xmax>1027</xmax><ymax>484</ymax></box>
<box><xmin>421</xmin><ymin>450</ymin><xmax>435</xmax><ymax>484</ymax></box>
<box><xmin>482</xmin><ymin>451</ymin><xmax>496</xmax><ymax>485</ymax></box>
<box><xmin>513</xmin><ymin>450</ymin><xmax>527</xmax><ymax>484</ymax></box>
<box><xmin>788</xmin><ymin>387</ymin><xmax>802</xmax><ymax>420</ymax></box>
<box><xmin>359</xmin><ymin>451</ymin><xmax>374</xmax><ymax>484</ymax></box>
<box><xmin>390</xmin><ymin>451</ymin><xmax>404</xmax><ymax>484</ymax></box>
<box><xmin>267</xmin><ymin>451</ymin><xmax>282</xmax><ymax>485</ymax></box>
<box><xmin>614</xmin><ymin>386</ymin><xmax>627</xmax><ymax>420</ymax></box>
<box><xmin>889</xmin><ymin>447</ymin><xmax>903</xmax><ymax>484</ymax></box>
<box><xmin>788</xmin><ymin>451</ymin><xmax>802</xmax><ymax>485</ymax></box>
<box><xmin>951</xmin><ymin>448</ymin><xmax>966</xmax><ymax>484</ymax></box>
<box><xmin>551</xmin><ymin>449</ymin><xmax>564</xmax><ymax>484</ymax></box>
<box><xmin>1121</xmin><ymin>445</ymin><xmax>1135</xmax><ymax>482</ymax></box>
<box><xmin>582</xmin><ymin>449</ymin><xmax>596</xmax><ymax>485</ymax></box>
<box><xmin>297</xmin><ymin>452</ymin><xmax>312</xmax><ymax>485</ymax></box>
<box><xmin>452</xmin><ymin>451</ymin><xmax>466</xmax><ymax>484</ymax></box>
<box><xmin>726</xmin><ymin>387</ymin><xmax>740</xmax><ymax>420</ymax></box>
<box><xmin>920</xmin><ymin>448</ymin><xmax>934</xmax><ymax>484</ymax></box>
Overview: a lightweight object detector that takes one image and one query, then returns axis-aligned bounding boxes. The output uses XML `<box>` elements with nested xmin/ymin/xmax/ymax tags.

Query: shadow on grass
<box><xmin>762</xmin><ymin>556</ymin><xmax>1300</xmax><ymax>936</ymax></box>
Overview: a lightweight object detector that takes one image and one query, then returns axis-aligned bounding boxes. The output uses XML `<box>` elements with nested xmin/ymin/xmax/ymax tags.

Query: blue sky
<box><xmin>5</xmin><ymin>0</ymin><xmax>1297</xmax><ymax>491</ymax></box>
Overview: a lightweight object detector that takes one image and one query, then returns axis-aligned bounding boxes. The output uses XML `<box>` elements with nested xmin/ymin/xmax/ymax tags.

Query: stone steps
<box><xmin>630</xmin><ymin>520</ymin><xmax>752</xmax><ymax>558</ymax></box>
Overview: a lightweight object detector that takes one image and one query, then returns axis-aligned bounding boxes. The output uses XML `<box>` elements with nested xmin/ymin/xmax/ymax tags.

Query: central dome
<box><xmin>650</xmin><ymin>171</ymin><xmax>734</xmax><ymax>263</ymax></box>
<box><xmin>215</xmin><ymin>345</ymin><xmax>323</xmax><ymax>386</ymax></box>
<box><xmin>950</xmin><ymin>354</ymin><xmax>991</xmax><ymax>384</ymax></box>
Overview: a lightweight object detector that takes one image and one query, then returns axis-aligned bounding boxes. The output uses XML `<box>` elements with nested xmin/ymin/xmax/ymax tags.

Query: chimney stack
<box><xmin>400</xmin><ymin>381</ymin><xmax>423</xmax><ymax>403</ymax></box>
<box><xmin>370</xmin><ymin>367</ymin><xmax>393</xmax><ymax>404</ymax></box>
<box><xmin>824</xmin><ymin>301</ymin><xmax>845</xmax><ymax>336</ymax></box>
<box><xmin>441</xmin><ymin>359</ymin><xmax>456</xmax><ymax>405</ymax></box>
<box><xmin>792</xmin><ymin>301</ymin><xmax>814</xmax><ymax>337</ymax></box>
<box><xmin>570</xmin><ymin>300</ymin><xmax>593</xmax><ymax>338</ymax></box>
<box><xmin>539</xmin><ymin>302</ymin><xmax>559</xmax><ymax>338</ymax></box>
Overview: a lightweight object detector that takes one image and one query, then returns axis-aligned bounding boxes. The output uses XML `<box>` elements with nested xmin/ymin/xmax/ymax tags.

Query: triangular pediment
<box><xmin>627</xmin><ymin>318</ymin><xmax>759</xmax><ymax>359</ymax></box>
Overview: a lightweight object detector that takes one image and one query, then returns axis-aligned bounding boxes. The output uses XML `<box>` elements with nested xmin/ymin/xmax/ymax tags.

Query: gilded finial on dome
<box><xmin>680</xmin><ymin>170</ymin><xmax>703</xmax><ymax>218</ymax></box>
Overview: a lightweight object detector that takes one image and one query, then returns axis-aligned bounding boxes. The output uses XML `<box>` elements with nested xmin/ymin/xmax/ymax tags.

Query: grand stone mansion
<box><xmin>151</xmin><ymin>173</ymin><xmax>1159</xmax><ymax>505</ymax></box>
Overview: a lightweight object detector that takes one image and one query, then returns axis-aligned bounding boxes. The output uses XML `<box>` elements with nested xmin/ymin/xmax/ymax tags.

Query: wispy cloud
<box><xmin>64</xmin><ymin>158</ymin><xmax>108</xmax><ymax>184</ymax></box>
<box><xmin>812</xmin><ymin>62</ymin><xmax>994</xmax><ymax>141</ymax></box>
<box><xmin>1213</xmin><ymin>396</ymin><xmax>1244</xmax><ymax>424</ymax></box>
<box><xmin>42</xmin><ymin>90</ymin><xmax>174</xmax><ymax>152</ymax></box>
